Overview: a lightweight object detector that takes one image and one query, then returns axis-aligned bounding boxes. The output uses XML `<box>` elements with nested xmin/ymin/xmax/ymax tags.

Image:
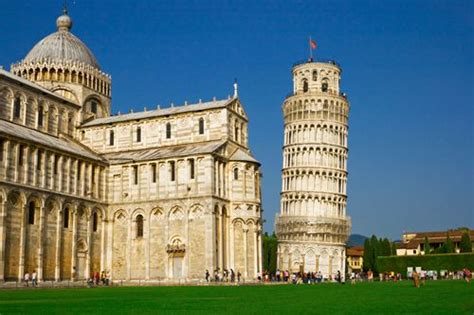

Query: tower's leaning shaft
<box><xmin>275</xmin><ymin>59</ymin><xmax>351</xmax><ymax>279</ymax></box>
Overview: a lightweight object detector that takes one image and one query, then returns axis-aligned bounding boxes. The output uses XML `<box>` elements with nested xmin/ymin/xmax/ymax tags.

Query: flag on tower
<box><xmin>310</xmin><ymin>38</ymin><xmax>317</xmax><ymax>50</ymax></box>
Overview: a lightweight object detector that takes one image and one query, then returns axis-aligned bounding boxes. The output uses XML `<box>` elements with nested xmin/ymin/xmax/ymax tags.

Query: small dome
<box><xmin>22</xmin><ymin>11</ymin><xmax>99</xmax><ymax>69</ymax></box>
<box><xmin>56</xmin><ymin>12</ymin><xmax>72</xmax><ymax>31</ymax></box>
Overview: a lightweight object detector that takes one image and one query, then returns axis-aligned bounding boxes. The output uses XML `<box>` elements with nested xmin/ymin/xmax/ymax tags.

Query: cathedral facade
<box><xmin>275</xmin><ymin>59</ymin><xmax>351</xmax><ymax>279</ymax></box>
<box><xmin>0</xmin><ymin>11</ymin><xmax>262</xmax><ymax>282</ymax></box>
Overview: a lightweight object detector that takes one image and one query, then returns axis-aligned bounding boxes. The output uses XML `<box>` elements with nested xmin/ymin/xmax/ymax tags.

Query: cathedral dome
<box><xmin>22</xmin><ymin>10</ymin><xmax>100</xmax><ymax>69</ymax></box>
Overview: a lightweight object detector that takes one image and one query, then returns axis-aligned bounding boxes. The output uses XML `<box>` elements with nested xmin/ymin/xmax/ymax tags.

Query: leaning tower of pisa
<box><xmin>275</xmin><ymin>58</ymin><xmax>351</xmax><ymax>279</ymax></box>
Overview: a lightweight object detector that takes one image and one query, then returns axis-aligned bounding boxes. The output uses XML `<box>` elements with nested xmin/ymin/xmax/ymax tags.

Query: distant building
<box><xmin>346</xmin><ymin>246</ymin><xmax>363</xmax><ymax>272</ymax></box>
<box><xmin>396</xmin><ymin>230</ymin><xmax>474</xmax><ymax>256</ymax></box>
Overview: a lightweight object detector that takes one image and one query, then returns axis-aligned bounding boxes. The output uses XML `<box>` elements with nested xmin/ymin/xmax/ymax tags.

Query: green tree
<box><xmin>391</xmin><ymin>242</ymin><xmax>397</xmax><ymax>256</ymax></box>
<box><xmin>262</xmin><ymin>232</ymin><xmax>278</xmax><ymax>274</ymax></box>
<box><xmin>444</xmin><ymin>234</ymin><xmax>455</xmax><ymax>253</ymax></box>
<box><xmin>362</xmin><ymin>238</ymin><xmax>373</xmax><ymax>272</ymax></box>
<box><xmin>423</xmin><ymin>237</ymin><xmax>431</xmax><ymax>255</ymax></box>
<box><xmin>380</xmin><ymin>238</ymin><xmax>391</xmax><ymax>256</ymax></box>
<box><xmin>370</xmin><ymin>235</ymin><xmax>380</xmax><ymax>273</ymax></box>
<box><xmin>459</xmin><ymin>232</ymin><xmax>472</xmax><ymax>253</ymax></box>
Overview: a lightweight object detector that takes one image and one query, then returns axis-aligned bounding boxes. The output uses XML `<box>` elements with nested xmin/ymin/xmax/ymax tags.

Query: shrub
<box><xmin>377</xmin><ymin>253</ymin><xmax>474</xmax><ymax>275</ymax></box>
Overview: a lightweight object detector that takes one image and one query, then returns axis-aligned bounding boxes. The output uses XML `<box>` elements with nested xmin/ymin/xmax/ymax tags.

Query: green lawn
<box><xmin>0</xmin><ymin>280</ymin><xmax>472</xmax><ymax>314</ymax></box>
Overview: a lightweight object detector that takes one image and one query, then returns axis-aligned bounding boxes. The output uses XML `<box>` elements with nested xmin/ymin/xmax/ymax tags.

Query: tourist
<box><xmin>205</xmin><ymin>269</ymin><xmax>210</xmax><ymax>282</ymax></box>
<box><xmin>106</xmin><ymin>271</ymin><xmax>111</xmax><ymax>286</ymax></box>
<box><xmin>101</xmin><ymin>270</ymin><xmax>106</xmax><ymax>285</ymax></box>
<box><xmin>276</xmin><ymin>269</ymin><xmax>281</xmax><ymax>282</ymax></box>
<box><xmin>31</xmin><ymin>270</ymin><xmax>38</xmax><ymax>287</ymax></box>
<box><xmin>412</xmin><ymin>270</ymin><xmax>420</xmax><ymax>288</ymax></box>
<box><xmin>367</xmin><ymin>269</ymin><xmax>373</xmax><ymax>282</ymax></box>
<box><xmin>463</xmin><ymin>268</ymin><xmax>471</xmax><ymax>283</ymax></box>
<box><xmin>94</xmin><ymin>271</ymin><xmax>100</xmax><ymax>285</ymax></box>
<box><xmin>230</xmin><ymin>269</ymin><xmax>235</xmax><ymax>282</ymax></box>
<box><xmin>350</xmin><ymin>272</ymin><xmax>356</xmax><ymax>285</ymax></box>
<box><xmin>24</xmin><ymin>272</ymin><xmax>30</xmax><ymax>287</ymax></box>
<box><xmin>87</xmin><ymin>277</ymin><xmax>94</xmax><ymax>288</ymax></box>
<box><xmin>237</xmin><ymin>271</ymin><xmax>241</xmax><ymax>283</ymax></box>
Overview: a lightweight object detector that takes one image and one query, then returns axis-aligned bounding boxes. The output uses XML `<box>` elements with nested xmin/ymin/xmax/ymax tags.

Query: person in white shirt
<box><xmin>24</xmin><ymin>272</ymin><xmax>30</xmax><ymax>287</ymax></box>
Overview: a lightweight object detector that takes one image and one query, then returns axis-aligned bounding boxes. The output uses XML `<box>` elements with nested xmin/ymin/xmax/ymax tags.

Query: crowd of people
<box><xmin>21</xmin><ymin>270</ymin><xmax>110</xmax><ymax>288</ymax></box>
<box><xmin>23</xmin><ymin>270</ymin><xmax>38</xmax><ymax>287</ymax></box>
<box><xmin>259</xmin><ymin>269</ymin><xmax>344</xmax><ymax>284</ymax></box>
<box><xmin>205</xmin><ymin>268</ymin><xmax>242</xmax><ymax>283</ymax></box>
<box><xmin>87</xmin><ymin>271</ymin><xmax>111</xmax><ymax>288</ymax></box>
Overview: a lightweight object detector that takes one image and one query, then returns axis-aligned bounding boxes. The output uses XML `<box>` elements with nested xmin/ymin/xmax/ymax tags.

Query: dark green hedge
<box><xmin>377</xmin><ymin>253</ymin><xmax>474</xmax><ymax>274</ymax></box>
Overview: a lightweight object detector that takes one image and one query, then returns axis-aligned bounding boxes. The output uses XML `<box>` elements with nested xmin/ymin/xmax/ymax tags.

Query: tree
<box><xmin>362</xmin><ymin>238</ymin><xmax>373</xmax><ymax>272</ymax></box>
<box><xmin>380</xmin><ymin>238</ymin><xmax>391</xmax><ymax>256</ymax></box>
<box><xmin>423</xmin><ymin>237</ymin><xmax>431</xmax><ymax>255</ymax></box>
<box><xmin>370</xmin><ymin>235</ymin><xmax>380</xmax><ymax>274</ymax></box>
<box><xmin>391</xmin><ymin>242</ymin><xmax>397</xmax><ymax>256</ymax></box>
<box><xmin>459</xmin><ymin>232</ymin><xmax>472</xmax><ymax>253</ymax></box>
<box><xmin>444</xmin><ymin>234</ymin><xmax>455</xmax><ymax>253</ymax></box>
<box><xmin>262</xmin><ymin>232</ymin><xmax>278</xmax><ymax>274</ymax></box>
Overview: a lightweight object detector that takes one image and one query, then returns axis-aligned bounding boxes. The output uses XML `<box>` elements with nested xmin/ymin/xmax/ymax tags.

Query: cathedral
<box><xmin>0</xmin><ymin>10</ymin><xmax>262</xmax><ymax>282</ymax></box>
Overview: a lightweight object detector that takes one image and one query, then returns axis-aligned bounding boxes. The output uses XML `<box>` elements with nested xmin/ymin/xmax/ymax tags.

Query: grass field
<box><xmin>0</xmin><ymin>280</ymin><xmax>472</xmax><ymax>314</ymax></box>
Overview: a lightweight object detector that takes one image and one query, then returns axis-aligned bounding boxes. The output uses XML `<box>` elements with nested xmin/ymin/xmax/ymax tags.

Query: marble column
<box><xmin>70</xmin><ymin>208</ymin><xmax>78</xmax><ymax>281</ymax></box>
<box><xmin>253</xmin><ymin>228</ymin><xmax>258</xmax><ymax>276</ymax></box>
<box><xmin>0</xmin><ymin>199</ymin><xmax>6</xmax><ymax>281</ymax></box>
<box><xmin>243</xmin><ymin>227</ymin><xmax>248</xmax><ymax>278</ymax></box>
<box><xmin>85</xmin><ymin>211</ymin><xmax>91</xmax><ymax>279</ymax></box>
<box><xmin>54</xmin><ymin>208</ymin><xmax>62</xmax><ymax>281</ymax></box>
<box><xmin>217</xmin><ymin>211</ymin><xmax>223</xmax><ymax>270</ymax></box>
<box><xmin>37</xmin><ymin>205</ymin><xmax>46</xmax><ymax>281</ymax></box>
<box><xmin>18</xmin><ymin>202</ymin><xmax>27</xmax><ymax>280</ymax></box>
<box><xmin>229</xmin><ymin>222</ymin><xmax>234</xmax><ymax>269</ymax></box>
<box><xmin>100</xmin><ymin>218</ymin><xmax>106</xmax><ymax>273</ymax></box>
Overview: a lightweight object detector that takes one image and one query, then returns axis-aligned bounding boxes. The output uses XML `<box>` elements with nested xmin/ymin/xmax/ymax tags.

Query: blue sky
<box><xmin>0</xmin><ymin>0</ymin><xmax>472</xmax><ymax>239</ymax></box>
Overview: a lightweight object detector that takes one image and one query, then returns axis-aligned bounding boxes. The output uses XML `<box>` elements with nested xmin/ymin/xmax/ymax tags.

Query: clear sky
<box><xmin>0</xmin><ymin>0</ymin><xmax>472</xmax><ymax>240</ymax></box>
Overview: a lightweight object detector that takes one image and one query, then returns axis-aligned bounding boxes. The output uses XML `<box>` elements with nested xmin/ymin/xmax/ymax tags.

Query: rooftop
<box><xmin>0</xmin><ymin>69</ymin><xmax>79</xmax><ymax>106</ymax></box>
<box><xmin>81</xmin><ymin>98</ymin><xmax>234</xmax><ymax>127</ymax></box>
<box><xmin>0</xmin><ymin>120</ymin><xmax>104</xmax><ymax>162</ymax></box>
<box><xmin>103</xmin><ymin>140</ymin><xmax>226</xmax><ymax>164</ymax></box>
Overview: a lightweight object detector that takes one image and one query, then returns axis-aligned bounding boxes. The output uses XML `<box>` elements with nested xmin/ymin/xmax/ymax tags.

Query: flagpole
<box><xmin>309</xmin><ymin>36</ymin><xmax>313</xmax><ymax>61</ymax></box>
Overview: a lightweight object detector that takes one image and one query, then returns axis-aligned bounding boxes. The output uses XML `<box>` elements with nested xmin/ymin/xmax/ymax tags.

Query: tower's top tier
<box><xmin>292</xmin><ymin>59</ymin><xmax>341</xmax><ymax>96</ymax></box>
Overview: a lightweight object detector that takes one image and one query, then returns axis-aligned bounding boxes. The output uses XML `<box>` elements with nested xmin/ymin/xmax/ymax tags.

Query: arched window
<box><xmin>233</xmin><ymin>168</ymin><xmax>239</xmax><ymax>180</ymax></box>
<box><xmin>136</xmin><ymin>215</ymin><xmax>144</xmax><ymax>238</ymax></box>
<box><xmin>133</xmin><ymin>165</ymin><xmax>138</xmax><ymax>185</ymax></box>
<box><xmin>28</xmin><ymin>201</ymin><xmax>35</xmax><ymax>225</ymax></box>
<box><xmin>136</xmin><ymin>126</ymin><xmax>141</xmax><ymax>142</ymax></box>
<box><xmin>170</xmin><ymin>161</ymin><xmax>176</xmax><ymax>181</ymax></box>
<box><xmin>13</xmin><ymin>97</ymin><xmax>21</xmax><ymax>118</ymax></box>
<box><xmin>303</xmin><ymin>79</ymin><xmax>308</xmax><ymax>92</ymax></box>
<box><xmin>109</xmin><ymin>130</ymin><xmax>114</xmax><ymax>146</ymax></box>
<box><xmin>312</xmin><ymin>70</ymin><xmax>318</xmax><ymax>81</ymax></box>
<box><xmin>92</xmin><ymin>212</ymin><xmax>98</xmax><ymax>232</ymax></box>
<box><xmin>234</xmin><ymin>125</ymin><xmax>239</xmax><ymax>142</ymax></box>
<box><xmin>198</xmin><ymin>118</ymin><xmax>204</xmax><ymax>135</ymax></box>
<box><xmin>166</xmin><ymin>123</ymin><xmax>171</xmax><ymax>139</ymax></box>
<box><xmin>38</xmin><ymin>105</ymin><xmax>44</xmax><ymax>127</ymax></box>
<box><xmin>322</xmin><ymin>82</ymin><xmax>328</xmax><ymax>92</ymax></box>
<box><xmin>189</xmin><ymin>159</ymin><xmax>195</xmax><ymax>179</ymax></box>
<box><xmin>90</xmin><ymin>101</ymin><xmax>97</xmax><ymax>114</ymax></box>
<box><xmin>63</xmin><ymin>207</ymin><xmax>70</xmax><ymax>229</ymax></box>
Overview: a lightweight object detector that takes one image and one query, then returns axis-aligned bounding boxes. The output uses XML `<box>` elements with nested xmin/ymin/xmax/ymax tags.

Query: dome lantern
<box><xmin>56</xmin><ymin>8</ymin><xmax>73</xmax><ymax>32</ymax></box>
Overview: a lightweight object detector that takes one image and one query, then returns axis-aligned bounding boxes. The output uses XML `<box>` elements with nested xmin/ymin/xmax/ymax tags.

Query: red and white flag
<box><xmin>310</xmin><ymin>39</ymin><xmax>317</xmax><ymax>50</ymax></box>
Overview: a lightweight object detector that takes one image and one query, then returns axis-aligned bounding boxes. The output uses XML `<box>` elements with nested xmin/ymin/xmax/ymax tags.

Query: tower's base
<box><xmin>277</xmin><ymin>241</ymin><xmax>346</xmax><ymax>281</ymax></box>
